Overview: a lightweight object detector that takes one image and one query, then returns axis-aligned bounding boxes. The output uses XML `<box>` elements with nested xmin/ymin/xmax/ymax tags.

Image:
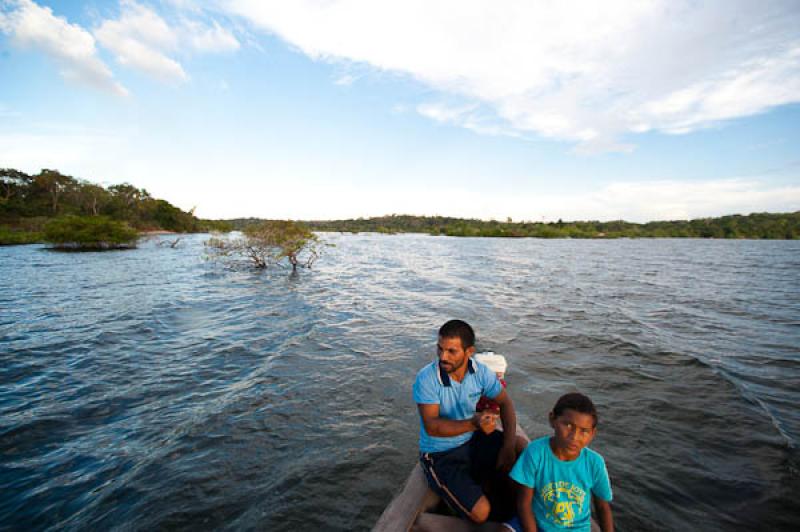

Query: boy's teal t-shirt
<box><xmin>510</xmin><ymin>436</ymin><xmax>612</xmax><ymax>531</ymax></box>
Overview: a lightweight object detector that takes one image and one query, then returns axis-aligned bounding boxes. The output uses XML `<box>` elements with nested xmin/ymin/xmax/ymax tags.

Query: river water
<box><xmin>1</xmin><ymin>234</ymin><xmax>798</xmax><ymax>531</ymax></box>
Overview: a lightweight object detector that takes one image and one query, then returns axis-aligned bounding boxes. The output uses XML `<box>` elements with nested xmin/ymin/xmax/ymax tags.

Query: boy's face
<box><xmin>549</xmin><ymin>408</ymin><xmax>596</xmax><ymax>460</ymax></box>
<box><xmin>436</xmin><ymin>335</ymin><xmax>474</xmax><ymax>375</ymax></box>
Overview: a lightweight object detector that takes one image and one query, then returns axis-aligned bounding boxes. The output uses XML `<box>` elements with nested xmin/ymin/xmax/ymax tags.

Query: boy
<box><xmin>506</xmin><ymin>393</ymin><xmax>614</xmax><ymax>532</ymax></box>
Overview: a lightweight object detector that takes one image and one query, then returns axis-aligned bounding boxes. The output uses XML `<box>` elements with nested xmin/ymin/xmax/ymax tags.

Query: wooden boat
<box><xmin>372</xmin><ymin>421</ymin><xmax>602</xmax><ymax>532</ymax></box>
<box><xmin>373</xmin><ymin>352</ymin><xmax>602</xmax><ymax>532</ymax></box>
<box><xmin>372</xmin><ymin>422</ymin><xmax>529</xmax><ymax>532</ymax></box>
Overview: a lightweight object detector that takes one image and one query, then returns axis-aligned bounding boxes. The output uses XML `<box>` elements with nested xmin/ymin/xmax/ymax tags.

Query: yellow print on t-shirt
<box><xmin>540</xmin><ymin>482</ymin><xmax>586</xmax><ymax>527</ymax></box>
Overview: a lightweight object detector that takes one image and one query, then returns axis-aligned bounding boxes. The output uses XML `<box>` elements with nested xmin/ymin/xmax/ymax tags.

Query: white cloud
<box><xmin>569</xmin><ymin>179</ymin><xmax>800</xmax><ymax>222</ymax></box>
<box><xmin>93</xmin><ymin>1</ymin><xmax>240</xmax><ymax>82</ymax></box>
<box><xmin>94</xmin><ymin>0</ymin><xmax>188</xmax><ymax>83</ymax></box>
<box><xmin>417</xmin><ymin>102</ymin><xmax>476</xmax><ymax>124</ymax></box>
<box><xmin>638</xmin><ymin>47</ymin><xmax>800</xmax><ymax>134</ymax></box>
<box><xmin>235</xmin><ymin>176</ymin><xmax>800</xmax><ymax>222</ymax></box>
<box><xmin>183</xmin><ymin>19</ymin><xmax>239</xmax><ymax>52</ymax></box>
<box><xmin>173</xmin><ymin>166</ymin><xmax>800</xmax><ymax>221</ymax></box>
<box><xmin>334</xmin><ymin>73</ymin><xmax>355</xmax><ymax>86</ymax></box>
<box><xmin>403</xmin><ymin>178</ymin><xmax>800</xmax><ymax>223</ymax></box>
<box><xmin>164</xmin><ymin>0</ymin><xmax>204</xmax><ymax>14</ymax></box>
<box><xmin>226</xmin><ymin>0</ymin><xmax>800</xmax><ymax>152</ymax></box>
<box><xmin>417</xmin><ymin>101</ymin><xmax>519</xmax><ymax>138</ymax></box>
<box><xmin>0</xmin><ymin>0</ymin><xmax>128</xmax><ymax>96</ymax></box>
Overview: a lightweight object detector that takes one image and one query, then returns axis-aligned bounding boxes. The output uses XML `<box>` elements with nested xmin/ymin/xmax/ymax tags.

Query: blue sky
<box><xmin>1</xmin><ymin>0</ymin><xmax>799</xmax><ymax>222</ymax></box>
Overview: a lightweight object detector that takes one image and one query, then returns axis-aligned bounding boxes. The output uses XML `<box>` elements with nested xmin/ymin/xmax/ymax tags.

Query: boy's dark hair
<box><xmin>438</xmin><ymin>319</ymin><xmax>475</xmax><ymax>349</ymax></box>
<box><xmin>552</xmin><ymin>392</ymin><xmax>599</xmax><ymax>427</ymax></box>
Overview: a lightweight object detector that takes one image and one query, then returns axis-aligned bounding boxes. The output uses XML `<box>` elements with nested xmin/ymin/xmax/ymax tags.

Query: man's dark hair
<box><xmin>438</xmin><ymin>319</ymin><xmax>475</xmax><ymax>349</ymax></box>
<box><xmin>552</xmin><ymin>392</ymin><xmax>599</xmax><ymax>427</ymax></box>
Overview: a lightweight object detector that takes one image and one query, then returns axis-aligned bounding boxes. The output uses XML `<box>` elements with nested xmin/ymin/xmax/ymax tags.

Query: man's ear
<box><xmin>466</xmin><ymin>345</ymin><xmax>476</xmax><ymax>357</ymax></box>
<box><xmin>548</xmin><ymin>411</ymin><xmax>556</xmax><ymax>427</ymax></box>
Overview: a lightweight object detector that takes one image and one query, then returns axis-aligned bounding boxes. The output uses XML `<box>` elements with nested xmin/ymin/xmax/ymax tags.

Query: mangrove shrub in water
<box><xmin>43</xmin><ymin>215</ymin><xmax>139</xmax><ymax>250</ymax></box>
<box><xmin>205</xmin><ymin>220</ymin><xmax>324</xmax><ymax>271</ymax></box>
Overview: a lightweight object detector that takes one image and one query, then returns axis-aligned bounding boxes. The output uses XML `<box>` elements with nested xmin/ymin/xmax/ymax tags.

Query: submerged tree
<box><xmin>43</xmin><ymin>215</ymin><xmax>139</xmax><ymax>250</ymax></box>
<box><xmin>206</xmin><ymin>220</ymin><xmax>324</xmax><ymax>271</ymax></box>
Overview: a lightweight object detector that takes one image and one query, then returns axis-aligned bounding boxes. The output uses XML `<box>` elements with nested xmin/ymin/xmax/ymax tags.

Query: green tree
<box><xmin>33</xmin><ymin>169</ymin><xmax>77</xmax><ymax>215</ymax></box>
<box><xmin>76</xmin><ymin>182</ymin><xmax>110</xmax><ymax>216</ymax></box>
<box><xmin>0</xmin><ymin>168</ymin><xmax>32</xmax><ymax>205</ymax></box>
<box><xmin>106</xmin><ymin>183</ymin><xmax>151</xmax><ymax>223</ymax></box>
<box><xmin>0</xmin><ymin>167</ymin><xmax>212</xmax><ymax>239</ymax></box>
<box><xmin>206</xmin><ymin>220</ymin><xmax>324</xmax><ymax>271</ymax></box>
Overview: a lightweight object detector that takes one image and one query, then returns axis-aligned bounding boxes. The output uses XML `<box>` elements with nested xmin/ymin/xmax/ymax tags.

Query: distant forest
<box><xmin>3</xmin><ymin>168</ymin><xmax>797</xmax><ymax>243</ymax></box>
<box><xmin>228</xmin><ymin>212</ymin><xmax>800</xmax><ymax>239</ymax></box>
<box><xmin>0</xmin><ymin>168</ymin><xmax>230</xmax><ymax>244</ymax></box>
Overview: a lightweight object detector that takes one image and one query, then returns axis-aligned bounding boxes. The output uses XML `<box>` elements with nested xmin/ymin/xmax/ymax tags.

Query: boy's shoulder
<box><xmin>583</xmin><ymin>445</ymin><xmax>605</xmax><ymax>460</ymax></box>
<box><xmin>529</xmin><ymin>435</ymin><xmax>550</xmax><ymax>449</ymax></box>
<box><xmin>582</xmin><ymin>445</ymin><xmax>608</xmax><ymax>469</ymax></box>
<box><xmin>522</xmin><ymin>435</ymin><xmax>551</xmax><ymax>458</ymax></box>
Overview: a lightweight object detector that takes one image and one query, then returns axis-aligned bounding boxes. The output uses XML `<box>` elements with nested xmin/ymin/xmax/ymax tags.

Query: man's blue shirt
<box><xmin>413</xmin><ymin>359</ymin><xmax>503</xmax><ymax>453</ymax></box>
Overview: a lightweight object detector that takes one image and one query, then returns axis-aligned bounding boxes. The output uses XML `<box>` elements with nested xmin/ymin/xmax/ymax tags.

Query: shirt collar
<box><xmin>437</xmin><ymin>358</ymin><xmax>476</xmax><ymax>387</ymax></box>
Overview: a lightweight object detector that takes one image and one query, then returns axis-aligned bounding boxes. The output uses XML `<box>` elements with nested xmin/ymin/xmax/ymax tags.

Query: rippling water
<box><xmin>1</xmin><ymin>234</ymin><xmax>799</xmax><ymax>531</ymax></box>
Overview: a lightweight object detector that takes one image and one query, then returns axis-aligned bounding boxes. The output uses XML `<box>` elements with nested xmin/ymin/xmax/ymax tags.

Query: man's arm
<box><xmin>494</xmin><ymin>389</ymin><xmax>518</xmax><ymax>470</ymax></box>
<box><xmin>593</xmin><ymin>495</ymin><xmax>614</xmax><ymax>532</ymax></box>
<box><xmin>515</xmin><ymin>482</ymin><xmax>537</xmax><ymax>532</ymax></box>
<box><xmin>417</xmin><ymin>403</ymin><xmax>494</xmax><ymax>437</ymax></box>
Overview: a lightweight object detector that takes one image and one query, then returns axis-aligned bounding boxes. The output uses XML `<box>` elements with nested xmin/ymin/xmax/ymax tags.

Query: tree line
<box><xmin>1</xmin><ymin>168</ymin><xmax>231</xmax><ymax>245</ymax></box>
<box><xmin>4</xmin><ymin>167</ymin><xmax>797</xmax><ymax>244</ymax></box>
<box><xmin>299</xmin><ymin>213</ymin><xmax>800</xmax><ymax>239</ymax></box>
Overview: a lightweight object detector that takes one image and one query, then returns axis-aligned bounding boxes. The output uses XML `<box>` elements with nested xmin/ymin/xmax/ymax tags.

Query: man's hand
<box><xmin>420</xmin><ymin>403</ymin><xmax>480</xmax><ymax>437</ymax></box>
<box><xmin>496</xmin><ymin>442</ymin><xmax>516</xmax><ymax>472</ymax></box>
<box><xmin>474</xmin><ymin>411</ymin><xmax>498</xmax><ymax>434</ymax></box>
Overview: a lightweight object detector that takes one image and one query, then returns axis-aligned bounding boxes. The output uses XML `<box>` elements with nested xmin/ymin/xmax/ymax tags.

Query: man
<box><xmin>413</xmin><ymin>319</ymin><xmax>524</xmax><ymax>524</ymax></box>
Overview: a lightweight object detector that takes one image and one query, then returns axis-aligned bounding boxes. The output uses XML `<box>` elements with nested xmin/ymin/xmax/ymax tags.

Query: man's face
<box><xmin>437</xmin><ymin>335</ymin><xmax>474</xmax><ymax>375</ymax></box>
